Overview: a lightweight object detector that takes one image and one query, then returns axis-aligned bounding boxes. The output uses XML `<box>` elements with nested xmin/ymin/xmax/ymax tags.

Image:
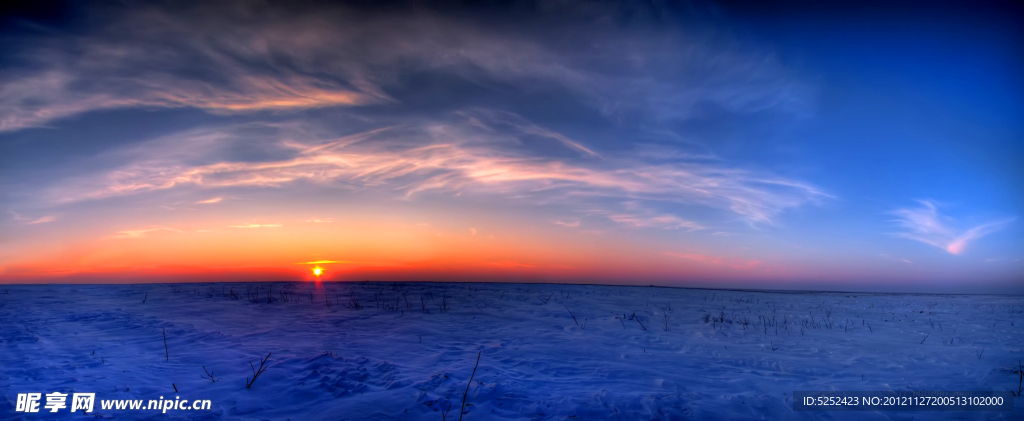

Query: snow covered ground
<box><xmin>1</xmin><ymin>282</ymin><xmax>1021</xmax><ymax>420</ymax></box>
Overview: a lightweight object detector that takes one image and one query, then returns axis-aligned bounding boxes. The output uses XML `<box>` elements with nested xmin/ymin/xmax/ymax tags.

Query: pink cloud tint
<box><xmin>891</xmin><ymin>200</ymin><xmax>1015</xmax><ymax>255</ymax></box>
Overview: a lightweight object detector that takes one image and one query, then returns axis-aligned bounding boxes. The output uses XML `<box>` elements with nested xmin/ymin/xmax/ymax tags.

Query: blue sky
<box><xmin>724</xmin><ymin>1</ymin><xmax>1023</xmax><ymax>287</ymax></box>
<box><xmin>0</xmin><ymin>1</ymin><xmax>1021</xmax><ymax>292</ymax></box>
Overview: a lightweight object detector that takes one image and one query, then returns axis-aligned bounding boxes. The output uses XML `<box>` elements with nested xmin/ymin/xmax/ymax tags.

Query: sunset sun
<box><xmin>313</xmin><ymin>266</ymin><xmax>322</xmax><ymax>277</ymax></box>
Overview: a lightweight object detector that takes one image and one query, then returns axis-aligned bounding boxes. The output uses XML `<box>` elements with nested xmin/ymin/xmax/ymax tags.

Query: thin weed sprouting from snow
<box><xmin>565</xmin><ymin>305</ymin><xmax>580</xmax><ymax>327</ymax></box>
<box><xmin>245</xmin><ymin>353</ymin><xmax>271</xmax><ymax>389</ymax></box>
<box><xmin>659</xmin><ymin>304</ymin><xmax>672</xmax><ymax>331</ymax></box>
<box><xmin>1012</xmin><ymin>360</ymin><xmax>1023</xmax><ymax>397</ymax></box>
<box><xmin>421</xmin><ymin>293</ymin><xmax>431</xmax><ymax>314</ymax></box>
<box><xmin>458</xmin><ymin>351</ymin><xmax>482</xmax><ymax>421</ymax></box>
<box><xmin>344</xmin><ymin>295</ymin><xmax>363</xmax><ymax>310</ymax></box>
<box><xmin>440</xmin><ymin>401</ymin><xmax>453</xmax><ymax>420</ymax></box>
<box><xmin>201</xmin><ymin>366</ymin><xmax>217</xmax><ymax>383</ymax></box>
<box><xmin>632</xmin><ymin>313</ymin><xmax>648</xmax><ymax>331</ymax></box>
<box><xmin>162</xmin><ymin>328</ymin><xmax>169</xmax><ymax>361</ymax></box>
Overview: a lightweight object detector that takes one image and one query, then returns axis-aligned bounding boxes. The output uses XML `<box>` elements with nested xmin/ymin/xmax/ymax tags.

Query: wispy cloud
<box><xmin>7</xmin><ymin>2</ymin><xmax>825</xmax><ymax>236</ymax></box>
<box><xmin>0</xmin><ymin>70</ymin><xmax>377</xmax><ymax>133</ymax></box>
<box><xmin>9</xmin><ymin>212</ymin><xmax>56</xmax><ymax>225</ymax></box>
<box><xmin>112</xmin><ymin>227</ymin><xmax>182</xmax><ymax>239</ymax></box>
<box><xmin>297</xmin><ymin>259</ymin><xmax>405</xmax><ymax>268</ymax></box>
<box><xmin>195</xmin><ymin>197</ymin><xmax>222</xmax><ymax>204</ymax></box>
<box><xmin>879</xmin><ymin>254</ymin><xmax>913</xmax><ymax>264</ymax></box>
<box><xmin>458</xmin><ymin>109</ymin><xmax>599</xmax><ymax>157</ymax></box>
<box><xmin>607</xmin><ymin>213</ymin><xmax>702</xmax><ymax>230</ymax></box>
<box><xmin>228</xmin><ymin>223</ymin><xmax>283</xmax><ymax>229</ymax></box>
<box><xmin>298</xmin><ymin>260</ymin><xmax>346</xmax><ymax>265</ymax></box>
<box><xmin>28</xmin><ymin>215</ymin><xmax>56</xmax><ymax>224</ymax></box>
<box><xmin>552</xmin><ymin>218</ymin><xmax>581</xmax><ymax>228</ymax></box>
<box><xmin>891</xmin><ymin>200</ymin><xmax>1015</xmax><ymax>255</ymax></box>
<box><xmin>0</xmin><ymin>2</ymin><xmax>809</xmax><ymax>132</ymax></box>
<box><xmin>48</xmin><ymin>116</ymin><xmax>828</xmax><ymax>227</ymax></box>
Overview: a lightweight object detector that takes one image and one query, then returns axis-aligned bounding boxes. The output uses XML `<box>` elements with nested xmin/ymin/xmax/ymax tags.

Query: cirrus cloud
<box><xmin>43</xmin><ymin>113</ymin><xmax>830</xmax><ymax>228</ymax></box>
<box><xmin>890</xmin><ymin>200</ymin><xmax>1015</xmax><ymax>255</ymax></box>
<box><xmin>0</xmin><ymin>1</ymin><xmax>810</xmax><ymax>132</ymax></box>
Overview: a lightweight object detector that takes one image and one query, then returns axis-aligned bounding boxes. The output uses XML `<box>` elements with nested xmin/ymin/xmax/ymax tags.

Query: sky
<box><xmin>0</xmin><ymin>0</ymin><xmax>1021</xmax><ymax>292</ymax></box>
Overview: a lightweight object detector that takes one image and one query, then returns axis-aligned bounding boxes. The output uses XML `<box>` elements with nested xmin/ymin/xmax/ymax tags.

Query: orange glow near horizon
<box><xmin>0</xmin><ymin>202</ymin><xmax>859</xmax><ymax>286</ymax></box>
<box><xmin>0</xmin><ymin>213</ymin><xmax>789</xmax><ymax>284</ymax></box>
